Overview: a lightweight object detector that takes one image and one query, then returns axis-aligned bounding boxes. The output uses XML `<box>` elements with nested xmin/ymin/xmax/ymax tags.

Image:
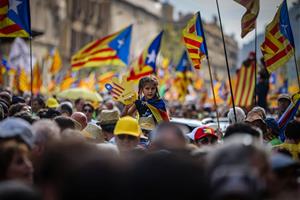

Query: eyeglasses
<box><xmin>196</xmin><ymin>136</ymin><xmax>217</xmax><ymax>145</ymax></box>
<box><xmin>83</xmin><ymin>109</ymin><xmax>93</xmax><ymax>113</ymax></box>
<box><xmin>117</xmin><ymin>134</ymin><xmax>138</xmax><ymax>141</ymax></box>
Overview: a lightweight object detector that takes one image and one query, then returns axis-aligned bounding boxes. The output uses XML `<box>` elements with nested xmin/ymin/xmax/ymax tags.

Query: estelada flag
<box><xmin>260</xmin><ymin>0</ymin><xmax>295</xmax><ymax>73</ymax></box>
<box><xmin>127</xmin><ymin>31</ymin><xmax>163</xmax><ymax>81</ymax></box>
<box><xmin>0</xmin><ymin>0</ymin><xmax>31</xmax><ymax>37</ymax></box>
<box><xmin>49</xmin><ymin>48</ymin><xmax>62</xmax><ymax>75</ymax></box>
<box><xmin>232</xmin><ymin>52</ymin><xmax>256</xmax><ymax>107</ymax></box>
<box><xmin>234</xmin><ymin>0</ymin><xmax>259</xmax><ymax>38</ymax></box>
<box><xmin>71</xmin><ymin>25</ymin><xmax>132</xmax><ymax>70</ymax></box>
<box><xmin>182</xmin><ymin>11</ymin><xmax>207</xmax><ymax>70</ymax></box>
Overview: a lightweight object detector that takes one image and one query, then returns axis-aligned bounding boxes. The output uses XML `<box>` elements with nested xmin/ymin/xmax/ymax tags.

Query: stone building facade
<box><xmin>28</xmin><ymin>0</ymin><xmax>163</xmax><ymax>65</ymax></box>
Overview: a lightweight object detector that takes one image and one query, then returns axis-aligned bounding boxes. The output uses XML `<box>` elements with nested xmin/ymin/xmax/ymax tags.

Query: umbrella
<box><xmin>57</xmin><ymin>88</ymin><xmax>103</xmax><ymax>102</ymax></box>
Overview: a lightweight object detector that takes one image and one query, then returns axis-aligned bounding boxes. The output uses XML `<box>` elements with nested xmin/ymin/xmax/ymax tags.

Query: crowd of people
<box><xmin>0</xmin><ymin>76</ymin><xmax>299</xmax><ymax>200</ymax></box>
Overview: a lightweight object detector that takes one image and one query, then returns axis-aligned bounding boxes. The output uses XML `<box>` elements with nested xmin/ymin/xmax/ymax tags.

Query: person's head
<box><xmin>277</xmin><ymin>94</ymin><xmax>291</xmax><ymax>117</ymax></box>
<box><xmin>207</xmin><ymin>135</ymin><xmax>271</xmax><ymax>199</ymax></box>
<box><xmin>150</xmin><ymin>122</ymin><xmax>187</xmax><ymax>151</ymax></box>
<box><xmin>12</xmin><ymin>96</ymin><xmax>26</xmax><ymax>105</ymax></box>
<box><xmin>250</xmin><ymin>106</ymin><xmax>267</xmax><ymax>120</ymax></box>
<box><xmin>35</xmin><ymin>141</ymin><xmax>119</xmax><ymax>200</ymax></box>
<box><xmin>13</xmin><ymin>111</ymin><xmax>37</xmax><ymax>124</ymax></box>
<box><xmin>46</xmin><ymin>98</ymin><xmax>59</xmax><ymax>109</ymax></box>
<box><xmin>71</xmin><ymin>112</ymin><xmax>88</xmax><ymax>130</ymax></box>
<box><xmin>0</xmin><ymin>91</ymin><xmax>12</xmax><ymax>106</ymax></box>
<box><xmin>82</xmin><ymin>123</ymin><xmax>104</xmax><ymax>143</ymax></box>
<box><xmin>224</xmin><ymin>122</ymin><xmax>261</xmax><ymax>139</ymax></box>
<box><xmin>54</xmin><ymin>116</ymin><xmax>77</xmax><ymax>131</ymax></box>
<box><xmin>227</xmin><ymin>107</ymin><xmax>246</xmax><ymax>124</ymax></box>
<box><xmin>31</xmin><ymin>97</ymin><xmax>45</xmax><ymax>113</ymax></box>
<box><xmin>82</xmin><ymin>103</ymin><xmax>94</xmax><ymax>122</ymax></box>
<box><xmin>104</xmin><ymin>100</ymin><xmax>114</xmax><ymax>110</ymax></box>
<box><xmin>245</xmin><ymin>111</ymin><xmax>267</xmax><ymax>134</ymax></box>
<box><xmin>187</xmin><ymin>126</ymin><xmax>218</xmax><ymax>148</ymax></box>
<box><xmin>139</xmin><ymin>117</ymin><xmax>155</xmax><ymax>137</ymax></box>
<box><xmin>114</xmin><ymin>116</ymin><xmax>141</xmax><ymax>154</ymax></box>
<box><xmin>138</xmin><ymin>76</ymin><xmax>159</xmax><ymax>100</ymax></box>
<box><xmin>0</xmin><ymin>180</ymin><xmax>41</xmax><ymax>200</ymax></box>
<box><xmin>74</xmin><ymin>98</ymin><xmax>85</xmax><ymax>112</ymax></box>
<box><xmin>57</xmin><ymin>102</ymin><xmax>73</xmax><ymax>117</ymax></box>
<box><xmin>8</xmin><ymin>103</ymin><xmax>31</xmax><ymax>117</ymax></box>
<box><xmin>31</xmin><ymin>120</ymin><xmax>60</xmax><ymax>157</ymax></box>
<box><xmin>264</xmin><ymin>117</ymin><xmax>280</xmax><ymax>142</ymax></box>
<box><xmin>128</xmin><ymin>152</ymin><xmax>208</xmax><ymax>200</ymax></box>
<box><xmin>98</xmin><ymin>110</ymin><xmax>119</xmax><ymax>141</ymax></box>
<box><xmin>0</xmin><ymin>118</ymin><xmax>34</xmax><ymax>184</ymax></box>
<box><xmin>37</xmin><ymin>108</ymin><xmax>61</xmax><ymax>119</ymax></box>
<box><xmin>285</xmin><ymin>120</ymin><xmax>300</xmax><ymax>142</ymax></box>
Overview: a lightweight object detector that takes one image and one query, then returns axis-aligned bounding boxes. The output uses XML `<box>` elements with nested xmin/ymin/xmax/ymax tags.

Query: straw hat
<box><xmin>98</xmin><ymin>110</ymin><xmax>120</xmax><ymax>125</ymax></box>
<box><xmin>82</xmin><ymin>123</ymin><xmax>104</xmax><ymax>143</ymax></box>
<box><xmin>139</xmin><ymin>117</ymin><xmax>155</xmax><ymax>131</ymax></box>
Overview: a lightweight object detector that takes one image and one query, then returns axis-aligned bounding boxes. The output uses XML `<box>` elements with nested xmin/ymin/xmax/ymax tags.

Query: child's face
<box><xmin>142</xmin><ymin>83</ymin><xmax>156</xmax><ymax>100</ymax></box>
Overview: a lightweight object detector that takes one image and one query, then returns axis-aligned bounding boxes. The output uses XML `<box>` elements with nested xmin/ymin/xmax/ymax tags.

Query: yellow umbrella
<box><xmin>57</xmin><ymin>88</ymin><xmax>103</xmax><ymax>102</ymax></box>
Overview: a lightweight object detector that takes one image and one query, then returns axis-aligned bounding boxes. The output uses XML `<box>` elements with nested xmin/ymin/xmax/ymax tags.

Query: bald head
<box><xmin>71</xmin><ymin>112</ymin><xmax>88</xmax><ymax>130</ymax></box>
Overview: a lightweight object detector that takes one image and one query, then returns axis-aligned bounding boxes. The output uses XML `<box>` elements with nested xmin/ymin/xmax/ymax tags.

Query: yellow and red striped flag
<box><xmin>14</xmin><ymin>67</ymin><xmax>29</xmax><ymax>92</ymax></box>
<box><xmin>232</xmin><ymin>53</ymin><xmax>256</xmax><ymax>107</ymax></box>
<box><xmin>234</xmin><ymin>0</ymin><xmax>259</xmax><ymax>38</ymax></box>
<box><xmin>260</xmin><ymin>0</ymin><xmax>295</xmax><ymax>73</ymax></box>
<box><xmin>49</xmin><ymin>48</ymin><xmax>62</xmax><ymax>74</ymax></box>
<box><xmin>32</xmin><ymin>62</ymin><xmax>42</xmax><ymax>94</ymax></box>
<box><xmin>0</xmin><ymin>0</ymin><xmax>31</xmax><ymax>37</ymax></box>
<box><xmin>71</xmin><ymin>25</ymin><xmax>132</xmax><ymax>70</ymax></box>
<box><xmin>182</xmin><ymin>12</ymin><xmax>207</xmax><ymax>70</ymax></box>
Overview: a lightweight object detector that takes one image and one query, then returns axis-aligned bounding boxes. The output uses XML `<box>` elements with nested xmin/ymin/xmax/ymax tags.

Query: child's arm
<box><xmin>121</xmin><ymin>103</ymin><xmax>136</xmax><ymax>117</ymax></box>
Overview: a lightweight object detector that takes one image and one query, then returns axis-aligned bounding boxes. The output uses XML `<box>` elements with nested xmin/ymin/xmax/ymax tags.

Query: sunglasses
<box><xmin>196</xmin><ymin>136</ymin><xmax>217</xmax><ymax>145</ymax></box>
<box><xmin>117</xmin><ymin>134</ymin><xmax>138</xmax><ymax>141</ymax></box>
<box><xmin>83</xmin><ymin>109</ymin><xmax>93</xmax><ymax>113</ymax></box>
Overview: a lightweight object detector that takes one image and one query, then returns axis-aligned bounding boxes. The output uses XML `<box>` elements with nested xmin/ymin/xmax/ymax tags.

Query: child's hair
<box><xmin>138</xmin><ymin>76</ymin><xmax>160</xmax><ymax>99</ymax></box>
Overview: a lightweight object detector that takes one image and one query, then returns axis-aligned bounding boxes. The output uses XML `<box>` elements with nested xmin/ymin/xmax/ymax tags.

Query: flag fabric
<box><xmin>182</xmin><ymin>11</ymin><xmax>207</xmax><ymax>70</ymax></box>
<box><xmin>277</xmin><ymin>93</ymin><xmax>300</xmax><ymax>141</ymax></box>
<box><xmin>59</xmin><ymin>71</ymin><xmax>75</xmax><ymax>91</ymax></box>
<box><xmin>78</xmin><ymin>72</ymin><xmax>96</xmax><ymax>91</ymax></box>
<box><xmin>260</xmin><ymin>0</ymin><xmax>295</xmax><ymax>73</ymax></box>
<box><xmin>8</xmin><ymin>37</ymin><xmax>33</xmax><ymax>73</ymax></box>
<box><xmin>71</xmin><ymin>25</ymin><xmax>132</xmax><ymax>70</ymax></box>
<box><xmin>144</xmin><ymin>98</ymin><xmax>169</xmax><ymax>122</ymax></box>
<box><xmin>15</xmin><ymin>67</ymin><xmax>29</xmax><ymax>92</ymax></box>
<box><xmin>105</xmin><ymin>81</ymin><xmax>125</xmax><ymax>101</ymax></box>
<box><xmin>174</xmin><ymin>51</ymin><xmax>193</xmax><ymax>102</ymax></box>
<box><xmin>127</xmin><ymin>31</ymin><xmax>163</xmax><ymax>81</ymax></box>
<box><xmin>0</xmin><ymin>0</ymin><xmax>31</xmax><ymax>37</ymax></box>
<box><xmin>232</xmin><ymin>53</ymin><xmax>256</xmax><ymax>107</ymax></box>
<box><xmin>32</xmin><ymin>61</ymin><xmax>42</xmax><ymax>94</ymax></box>
<box><xmin>234</xmin><ymin>0</ymin><xmax>260</xmax><ymax>38</ymax></box>
<box><xmin>49</xmin><ymin>48</ymin><xmax>62</xmax><ymax>74</ymax></box>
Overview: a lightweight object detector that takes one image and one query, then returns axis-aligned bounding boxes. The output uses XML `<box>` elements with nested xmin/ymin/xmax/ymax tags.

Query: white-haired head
<box><xmin>227</xmin><ymin>107</ymin><xmax>246</xmax><ymax>124</ymax></box>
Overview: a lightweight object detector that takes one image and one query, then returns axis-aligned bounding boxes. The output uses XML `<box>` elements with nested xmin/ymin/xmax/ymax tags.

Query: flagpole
<box><xmin>215</xmin><ymin>0</ymin><xmax>237</xmax><ymax>122</ymax></box>
<box><xmin>29</xmin><ymin>37</ymin><xmax>33</xmax><ymax>102</ymax></box>
<box><xmin>198</xmin><ymin>12</ymin><xmax>221</xmax><ymax>130</ymax></box>
<box><xmin>254</xmin><ymin>24</ymin><xmax>257</xmax><ymax>105</ymax></box>
<box><xmin>293</xmin><ymin>53</ymin><xmax>300</xmax><ymax>90</ymax></box>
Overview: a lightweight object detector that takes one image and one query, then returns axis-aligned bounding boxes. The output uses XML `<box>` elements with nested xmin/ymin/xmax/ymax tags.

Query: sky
<box><xmin>167</xmin><ymin>0</ymin><xmax>298</xmax><ymax>47</ymax></box>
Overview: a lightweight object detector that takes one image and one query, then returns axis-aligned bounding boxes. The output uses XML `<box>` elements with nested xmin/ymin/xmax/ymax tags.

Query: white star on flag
<box><xmin>182</xmin><ymin>59</ymin><xmax>187</xmax><ymax>67</ymax></box>
<box><xmin>117</xmin><ymin>39</ymin><xmax>124</xmax><ymax>49</ymax></box>
<box><xmin>146</xmin><ymin>50</ymin><xmax>156</xmax><ymax>64</ymax></box>
<box><xmin>9</xmin><ymin>0</ymin><xmax>22</xmax><ymax>15</ymax></box>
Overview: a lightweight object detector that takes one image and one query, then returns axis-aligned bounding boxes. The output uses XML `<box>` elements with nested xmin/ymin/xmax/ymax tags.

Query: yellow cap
<box><xmin>114</xmin><ymin>116</ymin><xmax>141</xmax><ymax>137</ymax></box>
<box><xmin>46</xmin><ymin>98</ymin><xmax>59</xmax><ymax>108</ymax></box>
